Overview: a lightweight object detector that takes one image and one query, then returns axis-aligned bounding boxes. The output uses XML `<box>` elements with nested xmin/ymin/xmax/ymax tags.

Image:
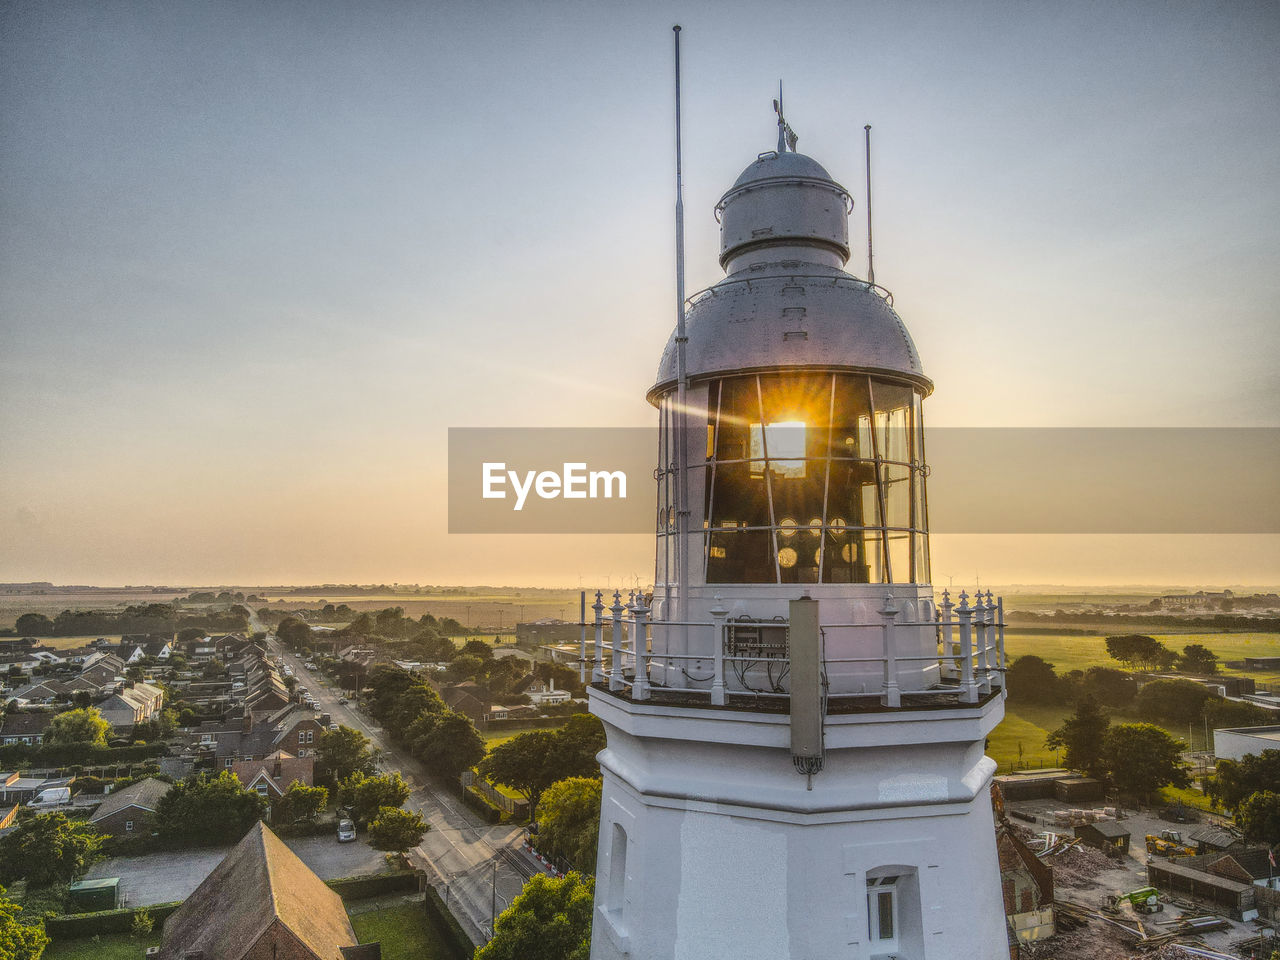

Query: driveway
<box><xmin>86</xmin><ymin>834</ymin><xmax>390</xmax><ymax>907</ymax></box>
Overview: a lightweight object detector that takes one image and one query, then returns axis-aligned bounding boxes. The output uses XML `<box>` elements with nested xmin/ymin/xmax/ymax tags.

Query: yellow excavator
<box><xmin>1145</xmin><ymin>829</ymin><xmax>1195</xmax><ymax>857</ymax></box>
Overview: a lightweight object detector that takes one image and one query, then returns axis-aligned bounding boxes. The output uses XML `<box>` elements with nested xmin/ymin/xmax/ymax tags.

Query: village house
<box><xmin>88</xmin><ymin>777</ymin><xmax>170</xmax><ymax>838</ymax></box>
<box><xmin>197</xmin><ymin>704</ymin><xmax>327</xmax><ymax>769</ymax></box>
<box><xmin>96</xmin><ymin>681</ymin><xmax>164</xmax><ymax>732</ymax></box>
<box><xmin>231</xmin><ymin>750</ymin><xmax>315</xmax><ymax>801</ymax></box>
<box><xmin>0</xmin><ymin>711</ymin><xmax>54</xmax><ymax>745</ymax></box>
<box><xmin>155</xmin><ymin>821</ymin><xmax>378</xmax><ymax>960</ymax></box>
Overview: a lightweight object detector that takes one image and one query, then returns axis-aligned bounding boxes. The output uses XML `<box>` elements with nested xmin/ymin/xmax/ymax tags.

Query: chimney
<box><xmin>273</xmin><ymin>758</ymin><xmax>282</xmax><ymax>779</ymax></box>
<box><xmin>242</xmin><ymin>710</ymin><xmax>252</xmax><ymax>733</ymax></box>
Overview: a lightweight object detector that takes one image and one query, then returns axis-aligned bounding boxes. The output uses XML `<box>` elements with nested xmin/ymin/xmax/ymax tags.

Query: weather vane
<box><xmin>773</xmin><ymin>80</ymin><xmax>798</xmax><ymax>153</ymax></box>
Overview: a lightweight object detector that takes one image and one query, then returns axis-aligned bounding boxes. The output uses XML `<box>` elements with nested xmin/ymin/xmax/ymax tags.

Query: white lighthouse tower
<box><xmin>585</xmin><ymin>97</ymin><xmax>1010</xmax><ymax>960</ymax></box>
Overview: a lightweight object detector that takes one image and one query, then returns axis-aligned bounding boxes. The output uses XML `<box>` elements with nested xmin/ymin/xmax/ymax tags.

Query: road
<box><xmin>271</xmin><ymin>640</ymin><xmax>540</xmax><ymax>944</ymax></box>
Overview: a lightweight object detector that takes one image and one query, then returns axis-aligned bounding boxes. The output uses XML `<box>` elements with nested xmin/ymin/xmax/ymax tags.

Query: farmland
<box><xmin>986</xmin><ymin>630</ymin><xmax>1280</xmax><ymax>774</ymax></box>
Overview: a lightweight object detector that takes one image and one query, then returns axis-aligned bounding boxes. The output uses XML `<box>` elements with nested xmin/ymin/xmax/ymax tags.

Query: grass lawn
<box><xmin>987</xmin><ymin>700</ymin><xmax>1203</xmax><ymax>774</ymax></box>
<box><xmin>348</xmin><ymin>901</ymin><xmax>462</xmax><ymax>960</ymax></box>
<box><xmin>1003</xmin><ymin>631</ymin><xmax>1280</xmax><ymax>684</ymax></box>
<box><xmin>481</xmin><ymin>722</ymin><xmax>566</xmax><ymax>748</ymax></box>
<box><xmin>44</xmin><ymin>932</ymin><xmax>161</xmax><ymax>960</ymax></box>
<box><xmin>1159</xmin><ymin>784</ymin><xmax>1216</xmax><ymax>813</ymax></box>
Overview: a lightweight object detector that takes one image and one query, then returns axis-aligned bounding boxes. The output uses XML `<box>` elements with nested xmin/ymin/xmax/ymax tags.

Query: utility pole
<box><xmin>491</xmin><ymin>860</ymin><xmax>498</xmax><ymax>938</ymax></box>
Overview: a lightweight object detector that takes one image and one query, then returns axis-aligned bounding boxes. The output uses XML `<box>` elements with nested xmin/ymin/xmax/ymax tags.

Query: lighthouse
<box><xmin>585</xmin><ymin>97</ymin><xmax>1010</xmax><ymax>960</ymax></box>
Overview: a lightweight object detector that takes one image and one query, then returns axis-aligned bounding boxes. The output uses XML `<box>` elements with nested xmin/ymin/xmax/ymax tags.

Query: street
<box><xmin>272</xmin><ymin>640</ymin><xmax>540</xmax><ymax>944</ymax></box>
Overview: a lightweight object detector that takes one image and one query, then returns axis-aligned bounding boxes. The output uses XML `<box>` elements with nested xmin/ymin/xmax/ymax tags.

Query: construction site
<box><xmin>995</xmin><ymin>772</ymin><xmax>1278</xmax><ymax>959</ymax></box>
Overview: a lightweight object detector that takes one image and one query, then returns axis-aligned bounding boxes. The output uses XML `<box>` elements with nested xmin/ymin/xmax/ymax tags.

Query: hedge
<box><xmin>326</xmin><ymin>870</ymin><xmax>417</xmax><ymax>900</ymax></box>
<box><xmin>462</xmin><ymin>787</ymin><xmax>503</xmax><ymax>824</ymax></box>
<box><xmin>424</xmin><ymin>882</ymin><xmax>476</xmax><ymax>957</ymax></box>
<box><xmin>0</xmin><ymin>742</ymin><xmax>167</xmax><ymax>768</ymax></box>
<box><xmin>44</xmin><ymin>902</ymin><xmax>181</xmax><ymax>939</ymax></box>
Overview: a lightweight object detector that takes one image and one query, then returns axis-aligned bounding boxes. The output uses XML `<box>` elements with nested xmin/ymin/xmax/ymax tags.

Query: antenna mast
<box><xmin>864</xmin><ymin>124</ymin><xmax>875</xmax><ymax>286</ymax></box>
<box><xmin>673</xmin><ymin>25</ymin><xmax>689</xmax><ymax>623</ymax></box>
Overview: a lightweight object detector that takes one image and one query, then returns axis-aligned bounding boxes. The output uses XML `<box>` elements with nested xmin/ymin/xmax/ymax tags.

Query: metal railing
<box><xmin>580</xmin><ymin>589</ymin><xmax>1005</xmax><ymax>710</ymax></box>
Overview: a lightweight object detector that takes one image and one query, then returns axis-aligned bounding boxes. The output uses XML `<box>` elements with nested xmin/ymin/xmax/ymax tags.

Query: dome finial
<box><xmin>773</xmin><ymin>80</ymin><xmax>798</xmax><ymax>153</ymax></box>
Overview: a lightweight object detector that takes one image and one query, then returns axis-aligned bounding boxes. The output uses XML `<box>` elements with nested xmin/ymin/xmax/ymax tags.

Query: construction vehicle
<box><xmin>1145</xmin><ymin>830</ymin><xmax>1196</xmax><ymax>857</ymax></box>
<box><xmin>1114</xmin><ymin>887</ymin><xmax>1163</xmax><ymax>914</ymax></box>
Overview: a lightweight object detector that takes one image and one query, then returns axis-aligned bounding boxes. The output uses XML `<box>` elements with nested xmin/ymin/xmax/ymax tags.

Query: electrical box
<box><xmin>789</xmin><ymin>596</ymin><xmax>823</xmax><ymax>766</ymax></box>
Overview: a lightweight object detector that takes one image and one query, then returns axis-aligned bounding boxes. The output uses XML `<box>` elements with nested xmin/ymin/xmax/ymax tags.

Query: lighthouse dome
<box><xmin>717</xmin><ymin>150</ymin><xmax>852</xmax><ymax>270</ymax></box>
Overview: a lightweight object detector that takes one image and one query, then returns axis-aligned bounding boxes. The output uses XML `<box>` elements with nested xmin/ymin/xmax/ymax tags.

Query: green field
<box><xmin>1003</xmin><ymin>631</ymin><xmax>1280</xmax><ymax>684</ymax></box>
<box><xmin>348</xmin><ymin>900</ymin><xmax>462</xmax><ymax>960</ymax></box>
<box><xmin>986</xmin><ymin>631</ymin><xmax>1280</xmax><ymax>774</ymax></box>
<box><xmin>43</xmin><ymin>932</ymin><xmax>161</xmax><ymax>960</ymax></box>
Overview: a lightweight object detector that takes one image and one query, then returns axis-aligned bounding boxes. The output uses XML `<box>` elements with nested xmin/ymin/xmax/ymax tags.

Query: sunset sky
<box><xmin>1</xmin><ymin>0</ymin><xmax>1277</xmax><ymax>588</ymax></box>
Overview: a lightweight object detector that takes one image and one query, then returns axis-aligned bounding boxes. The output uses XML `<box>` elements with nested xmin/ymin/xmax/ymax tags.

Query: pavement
<box><xmin>271</xmin><ymin>641</ymin><xmax>543</xmax><ymax>945</ymax></box>
<box><xmin>86</xmin><ymin>833</ymin><xmax>390</xmax><ymax>907</ymax></box>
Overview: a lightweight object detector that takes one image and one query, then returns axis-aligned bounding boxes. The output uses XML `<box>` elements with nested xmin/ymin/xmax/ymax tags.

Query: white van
<box><xmin>28</xmin><ymin>786</ymin><xmax>71</xmax><ymax>809</ymax></box>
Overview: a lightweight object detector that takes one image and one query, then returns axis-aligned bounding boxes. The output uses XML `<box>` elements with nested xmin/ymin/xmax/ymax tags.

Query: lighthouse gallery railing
<box><xmin>582</xmin><ymin>589</ymin><xmax>1005</xmax><ymax>709</ymax></box>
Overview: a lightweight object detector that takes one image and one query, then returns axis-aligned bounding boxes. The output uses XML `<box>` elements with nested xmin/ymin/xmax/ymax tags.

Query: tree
<box><xmin>408</xmin><ymin>709</ymin><xmax>485</xmax><ymax>780</ymax></box>
<box><xmin>1208</xmin><ymin>750</ymin><xmax>1280</xmax><ymax>813</ymax></box>
<box><xmin>1046</xmin><ymin>695</ymin><xmax>1110</xmax><ymax>779</ymax></box>
<box><xmin>1105</xmin><ymin>635</ymin><xmax>1175</xmax><ymax>672</ymax></box>
<box><xmin>475</xmin><ymin>872</ymin><xmax>594</xmax><ymax>960</ymax></box>
<box><xmin>1204</xmin><ymin>698</ymin><xmax>1274</xmax><ymax>730</ymax></box>
<box><xmin>1176</xmin><ymin>643</ymin><xmax>1219</xmax><ymax>675</ymax></box>
<box><xmin>273</xmin><ymin>781</ymin><xmax>328</xmax><ymax>824</ymax></box>
<box><xmin>43</xmin><ymin>707</ymin><xmax>111</xmax><ymax>747</ymax></box>
<box><xmin>544</xmin><ymin>714</ymin><xmax>606</xmax><ymax>783</ymax></box>
<box><xmin>445</xmin><ymin>654</ymin><xmax>485</xmax><ymax>683</ymax></box>
<box><xmin>13</xmin><ymin>614</ymin><xmax>52</xmax><ymax>637</ymax></box>
<box><xmin>317</xmin><ymin>726</ymin><xmax>379</xmax><ymax>785</ymax></box>
<box><xmin>1005</xmin><ymin>656</ymin><xmax>1059</xmax><ymax>703</ymax></box>
<box><xmin>176</xmin><ymin>626</ymin><xmax>206</xmax><ymax>644</ymax></box>
<box><xmin>0</xmin><ymin>813</ymin><xmax>106</xmax><ymax>888</ymax></box>
<box><xmin>276</xmin><ymin>617</ymin><xmax>312</xmax><ymax>651</ymax></box>
<box><xmin>460</xmin><ymin>639</ymin><xmax>494</xmax><ymax>660</ymax></box>
<box><xmin>0</xmin><ymin>885</ymin><xmax>48</xmax><ymax>959</ymax></box>
<box><xmin>367</xmin><ymin>806</ymin><xmax>428</xmax><ymax>853</ymax></box>
<box><xmin>338</xmin><ymin>772</ymin><xmax>410</xmax><ymax>827</ymax></box>
<box><xmin>385</xmin><ymin>684</ymin><xmax>445</xmax><ymax>740</ymax></box>
<box><xmin>1236</xmin><ymin>791</ymin><xmax>1280</xmax><ymax>846</ymax></box>
<box><xmin>479</xmin><ymin>730</ymin><xmax>559</xmax><ymax>817</ymax></box>
<box><xmin>155</xmin><ymin>771</ymin><xmax>267</xmax><ymax>846</ymax></box>
<box><xmin>1102</xmin><ymin>723</ymin><xmax>1190</xmax><ymax>802</ymax></box>
<box><xmin>1080</xmin><ymin>666</ymin><xmax>1136</xmax><ymax>708</ymax></box>
<box><xmin>1135</xmin><ymin>678</ymin><xmax>1212</xmax><ymax>725</ymax></box>
<box><xmin>537</xmin><ymin>778</ymin><xmax>602</xmax><ymax>873</ymax></box>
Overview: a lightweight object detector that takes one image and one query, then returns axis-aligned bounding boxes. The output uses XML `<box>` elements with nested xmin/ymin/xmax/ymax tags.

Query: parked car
<box><xmin>328</xmin><ymin>722</ymin><xmax>339</xmax><ymax>731</ymax></box>
<box><xmin>27</xmin><ymin>786</ymin><xmax>71</xmax><ymax>809</ymax></box>
<box><xmin>337</xmin><ymin>697</ymin><xmax>348</xmax><ymax>705</ymax></box>
<box><xmin>337</xmin><ymin>819</ymin><xmax>356</xmax><ymax>842</ymax></box>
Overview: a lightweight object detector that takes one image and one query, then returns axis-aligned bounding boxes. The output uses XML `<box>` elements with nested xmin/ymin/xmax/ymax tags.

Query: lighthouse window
<box><xmin>698</xmin><ymin>372</ymin><xmax>930</xmax><ymax>584</ymax></box>
<box><xmin>866</xmin><ymin>876</ymin><xmax>899</xmax><ymax>948</ymax></box>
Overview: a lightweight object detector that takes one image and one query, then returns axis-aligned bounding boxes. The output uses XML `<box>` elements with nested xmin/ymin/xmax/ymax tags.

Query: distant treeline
<box><xmin>3</xmin><ymin>603</ymin><xmax>250</xmax><ymax>638</ymax></box>
<box><xmin>1007</xmin><ymin>611</ymin><xmax>1280</xmax><ymax>633</ymax></box>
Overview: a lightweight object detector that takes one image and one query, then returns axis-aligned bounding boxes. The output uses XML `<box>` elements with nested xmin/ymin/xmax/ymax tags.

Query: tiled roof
<box><xmin>90</xmin><ymin>778</ymin><xmax>170</xmax><ymax>822</ymax></box>
<box><xmin>157</xmin><ymin>821</ymin><xmax>357</xmax><ymax>960</ymax></box>
<box><xmin>0</xmin><ymin>712</ymin><xmax>54</xmax><ymax>735</ymax></box>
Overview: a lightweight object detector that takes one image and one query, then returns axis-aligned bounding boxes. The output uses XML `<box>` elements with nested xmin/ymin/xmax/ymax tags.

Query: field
<box><xmin>256</xmin><ymin>589</ymin><xmax>587</xmax><ymax>632</ymax></box>
<box><xmin>986</xmin><ymin>631</ymin><xmax>1280</xmax><ymax>774</ymax></box>
<box><xmin>43</xmin><ymin>932</ymin><xmax>162</xmax><ymax>959</ymax></box>
<box><xmin>1003</xmin><ymin>631</ymin><xmax>1280</xmax><ymax>684</ymax></box>
<box><xmin>347</xmin><ymin>900</ymin><xmax>462</xmax><ymax>960</ymax></box>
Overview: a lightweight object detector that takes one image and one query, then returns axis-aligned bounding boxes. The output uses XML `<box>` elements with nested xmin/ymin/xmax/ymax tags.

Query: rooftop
<box><xmin>157</xmin><ymin>821</ymin><xmax>359</xmax><ymax>960</ymax></box>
